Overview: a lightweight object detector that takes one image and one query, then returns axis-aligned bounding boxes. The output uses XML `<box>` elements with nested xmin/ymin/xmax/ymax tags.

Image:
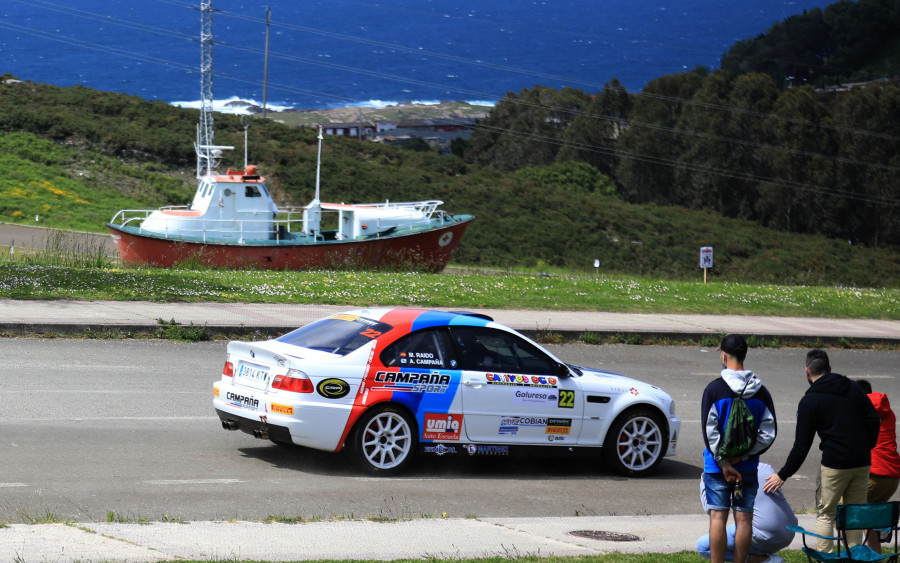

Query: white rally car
<box><xmin>213</xmin><ymin>308</ymin><xmax>680</xmax><ymax>476</ymax></box>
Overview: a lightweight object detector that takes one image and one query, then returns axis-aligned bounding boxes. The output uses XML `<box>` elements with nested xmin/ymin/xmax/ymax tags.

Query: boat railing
<box><xmin>110</xmin><ymin>209</ymin><xmax>154</xmax><ymax>229</ymax></box>
<box><xmin>350</xmin><ymin>200</ymin><xmax>444</xmax><ymax>219</ymax></box>
<box><xmin>109</xmin><ymin>201</ymin><xmax>454</xmax><ymax>244</ymax></box>
<box><xmin>110</xmin><ymin>209</ymin><xmax>307</xmax><ymax>244</ymax></box>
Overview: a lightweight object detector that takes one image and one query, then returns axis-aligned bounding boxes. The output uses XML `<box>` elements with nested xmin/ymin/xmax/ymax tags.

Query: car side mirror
<box><xmin>556</xmin><ymin>363</ymin><xmax>572</xmax><ymax>378</ymax></box>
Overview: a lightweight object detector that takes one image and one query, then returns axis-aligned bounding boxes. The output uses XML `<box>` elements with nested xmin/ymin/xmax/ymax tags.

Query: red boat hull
<box><xmin>108</xmin><ymin>218</ymin><xmax>473</xmax><ymax>272</ymax></box>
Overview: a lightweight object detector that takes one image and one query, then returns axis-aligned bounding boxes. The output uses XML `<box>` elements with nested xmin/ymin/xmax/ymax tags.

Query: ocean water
<box><xmin>1</xmin><ymin>0</ymin><xmax>831</xmax><ymax>111</ymax></box>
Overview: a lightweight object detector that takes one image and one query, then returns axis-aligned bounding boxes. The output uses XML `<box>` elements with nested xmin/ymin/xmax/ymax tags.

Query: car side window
<box><xmin>449</xmin><ymin>327</ymin><xmax>558</xmax><ymax>375</ymax></box>
<box><xmin>380</xmin><ymin>328</ymin><xmax>456</xmax><ymax>369</ymax></box>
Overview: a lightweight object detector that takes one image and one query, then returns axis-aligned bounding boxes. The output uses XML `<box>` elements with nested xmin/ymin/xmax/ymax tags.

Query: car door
<box><xmin>453</xmin><ymin>326</ymin><xmax>583</xmax><ymax>445</ymax></box>
<box><xmin>377</xmin><ymin>328</ymin><xmax>465</xmax><ymax>443</ymax></box>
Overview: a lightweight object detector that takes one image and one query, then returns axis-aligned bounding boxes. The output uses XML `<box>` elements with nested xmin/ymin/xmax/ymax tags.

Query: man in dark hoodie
<box><xmin>763</xmin><ymin>349</ymin><xmax>879</xmax><ymax>553</ymax></box>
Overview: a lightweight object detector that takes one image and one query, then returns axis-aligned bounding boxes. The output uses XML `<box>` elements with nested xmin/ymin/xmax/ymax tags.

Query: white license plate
<box><xmin>236</xmin><ymin>362</ymin><xmax>270</xmax><ymax>390</ymax></box>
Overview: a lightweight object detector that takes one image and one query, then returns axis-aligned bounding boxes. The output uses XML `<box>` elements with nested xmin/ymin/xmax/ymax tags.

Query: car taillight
<box><xmin>271</xmin><ymin>369</ymin><xmax>313</xmax><ymax>393</ymax></box>
<box><xmin>223</xmin><ymin>361</ymin><xmax>234</xmax><ymax>377</ymax></box>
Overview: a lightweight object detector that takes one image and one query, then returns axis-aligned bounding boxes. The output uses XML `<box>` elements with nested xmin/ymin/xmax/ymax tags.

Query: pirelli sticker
<box><xmin>545</xmin><ymin>418</ymin><xmax>572</xmax><ymax>435</ymax></box>
<box><xmin>270</xmin><ymin>403</ymin><xmax>294</xmax><ymax>415</ymax></box>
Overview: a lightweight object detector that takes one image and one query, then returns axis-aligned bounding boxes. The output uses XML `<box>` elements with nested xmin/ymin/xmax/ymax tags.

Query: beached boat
<box><xmin>106</xmin><ymin>141</ymin><xmax>474</xmax><ymax>272</ymax></box>
<box><xmin>107</xmin><ymin>2</ymin><xmax>472</xmax><ymax>272</ymax></box>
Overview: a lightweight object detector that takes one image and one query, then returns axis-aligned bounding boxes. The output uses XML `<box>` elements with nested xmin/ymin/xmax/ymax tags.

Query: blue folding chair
<box><xmin>788</xmin><ymin>501</ymin><xmax>900</xmax><ymax>562</ymax></box>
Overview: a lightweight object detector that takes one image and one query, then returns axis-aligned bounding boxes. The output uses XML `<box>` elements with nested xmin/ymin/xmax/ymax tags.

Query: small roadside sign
<box><xmin>700</xmin><ymin>246</ymin><xmax>713</xmax><ymax>284</ymax></box>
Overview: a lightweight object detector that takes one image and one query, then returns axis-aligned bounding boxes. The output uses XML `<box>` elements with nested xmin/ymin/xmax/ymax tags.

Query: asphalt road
<box><xmin>0</xmin><ymin>222</ymin><xmax>117</xmax><ymax>255</ymax></box>
<box><xmin>1</xmin><ymin>339</ymin><xmax>897</xmax><ymax>523</ymax></box>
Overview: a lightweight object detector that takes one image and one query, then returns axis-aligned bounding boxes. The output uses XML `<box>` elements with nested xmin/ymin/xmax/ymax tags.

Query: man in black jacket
<box><xmin>763</xmin><ymin>349</ymin><xmax>879</xmax><ymax>553</ymax></box>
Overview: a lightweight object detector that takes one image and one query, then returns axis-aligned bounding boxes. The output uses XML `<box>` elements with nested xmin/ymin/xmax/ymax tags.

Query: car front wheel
<box><xmin>351</xmin><ymin>405</ymin><xmax>417</xmax><ymax>476</ymax></box>
<box><xmin>603</xmin><ymin>408</ymin><xmax>666</xmax><ymax>477</ymax></box>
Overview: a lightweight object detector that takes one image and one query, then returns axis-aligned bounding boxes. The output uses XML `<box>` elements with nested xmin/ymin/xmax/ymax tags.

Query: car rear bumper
<box><xmin>215</xmin><ymin>408</ymin><xmax>294</xmax><ymax>444</ymax></box>
<box><xmin>213</xmin><ymin>382</ymin><xmax>353</xmax><ymax>451</ymax></box>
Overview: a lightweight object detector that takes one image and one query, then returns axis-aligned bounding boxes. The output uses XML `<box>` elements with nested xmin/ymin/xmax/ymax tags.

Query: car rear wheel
<box><xmin>352</xmin><ymin>405</ymin><xmax>417</xmax><ymax>476</ymax></box>
<box><xmin>603</xmin><ymin>407</ymin><xmax>665</xmax><ymax>477</ymax></box>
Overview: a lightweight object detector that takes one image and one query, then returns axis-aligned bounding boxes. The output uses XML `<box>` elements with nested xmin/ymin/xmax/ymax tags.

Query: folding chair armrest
<box><xmin>786</xmin><ymin>524</ymin><xmax>840</xmax><ymax>541</ymax></box>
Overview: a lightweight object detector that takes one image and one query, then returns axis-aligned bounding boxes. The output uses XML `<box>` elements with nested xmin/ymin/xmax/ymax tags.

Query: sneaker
<box><xmin>758</xmin><ymin>556</ymin><xmax>784</xmax><ymax>563</ymax></box>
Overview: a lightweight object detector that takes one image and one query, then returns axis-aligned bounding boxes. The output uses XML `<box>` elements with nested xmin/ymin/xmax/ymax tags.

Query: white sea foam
<box><xmin>170</xmin><ymin>96</ymin><xmax>295</xmax><ymax>115</ymax></box>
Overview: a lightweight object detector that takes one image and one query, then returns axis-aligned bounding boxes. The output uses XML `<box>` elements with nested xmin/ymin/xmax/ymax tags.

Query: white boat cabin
<box><xmin>138</xmin><ymin>166</ymin><xmax>280</xmax><ymax>242</ymax></box>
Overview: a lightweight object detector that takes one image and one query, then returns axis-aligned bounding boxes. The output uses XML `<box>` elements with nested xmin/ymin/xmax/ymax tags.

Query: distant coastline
<box><xmin>272</xmin><ymin>100</ymin><xmax>493</xmax><ymax>127</ymax></box>
<box><xmin>172</xmin><ymin>98</ymin><xmax>493</xmax><ymax>125</ymax></box>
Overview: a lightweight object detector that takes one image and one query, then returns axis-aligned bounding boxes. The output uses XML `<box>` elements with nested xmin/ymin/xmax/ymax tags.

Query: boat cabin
<box><xmin>138</xmin><ymin>166</ymin><xmax>279</xmax><ymax>243</ymax></box>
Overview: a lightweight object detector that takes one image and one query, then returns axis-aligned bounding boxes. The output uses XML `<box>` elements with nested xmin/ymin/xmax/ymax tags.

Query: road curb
<box><xmin>1</xmin><ymin>322</ymin><xmax>897</xmax><ymax>348</ymax></box>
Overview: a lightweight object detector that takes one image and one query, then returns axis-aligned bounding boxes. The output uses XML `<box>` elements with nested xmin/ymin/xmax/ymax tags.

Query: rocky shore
<box><xmin>232</xmin><ymin>100</ymin><xmax>493</xmax><ymax>126</ymax></box>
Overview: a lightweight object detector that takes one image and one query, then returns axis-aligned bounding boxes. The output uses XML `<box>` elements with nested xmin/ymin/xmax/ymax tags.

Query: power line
<box><xmin>9</xmin><ymin>0</ymin><xmax>896</xmax><ymax>145</ymax></box>
<box><xmin>473</xmin><ymin>123</ymin><xmax>900</xmax><ymax>208</ymax></box>
<box><xmin>3</xmin><ymin>0</ymin><xmax>897</xmax><ymax>209</ymax></box>
<box><xmin>485</xmin><ymin>93</ymin><xmax>900</xmax><ymax>174</ymax></box>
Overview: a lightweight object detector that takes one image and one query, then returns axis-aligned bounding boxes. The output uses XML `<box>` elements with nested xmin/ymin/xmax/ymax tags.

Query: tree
<box><xmin>671</xmin><ymin>71</ymin><xmax>735</xmax><ymax>211</ymax></box>
<box><xmin>755</xmin><ymin>85</ymin><xmax>836</xmax><ymax>234</ymax></box>
<box><xmin>467</xmin><ymin>86</ymin><xmax>591</xmax><ymax>171</ymax></box>
<box><xmin>556</xmin><ymin>78</ymin><xmax>632</xmax><ymax>176</ymax></box>
<box><xmin>614</xmin><ymin>71</ymin><xmax>704</xmax><ymax>203</ymax></box>
<box><xmin>832</xmin><ymin>81</ymin><xmax>900</xmax><ymax>247</ymax></box>
<box><xmin>719</xmin><ymin>73</ymin><xmax>780</xmax><ymax>219</ymax></box>
<box><xmin>515</xmin><ymin>161</ymin><xmax>617</xmax><ymax>197</ymax></box>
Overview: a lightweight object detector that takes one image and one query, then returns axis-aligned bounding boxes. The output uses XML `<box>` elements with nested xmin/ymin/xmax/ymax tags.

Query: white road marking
<box><xmin>143</xmin><ymin>479</ymin><xmax>243</xmax><ymax>485</ymax></box>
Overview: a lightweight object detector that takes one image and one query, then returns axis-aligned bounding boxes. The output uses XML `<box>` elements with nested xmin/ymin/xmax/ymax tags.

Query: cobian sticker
<box><xmin>317</xmin><ymin>378</ymin><xmax>351</xmax><ymax>399</ymax></box>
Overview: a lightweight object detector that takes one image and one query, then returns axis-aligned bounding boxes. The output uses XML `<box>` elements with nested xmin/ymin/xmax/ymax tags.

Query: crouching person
<box><xmin>697</xmin><ymin>463</ymin><xmax>797</xmax><ymax>563</ymax></box>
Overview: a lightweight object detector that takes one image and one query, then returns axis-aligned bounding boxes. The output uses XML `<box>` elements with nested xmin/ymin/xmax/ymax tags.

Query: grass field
<box><xmin>1</xmin><ymin>229</ymin><xmax>897</xmax><ymax>320</ymax></box>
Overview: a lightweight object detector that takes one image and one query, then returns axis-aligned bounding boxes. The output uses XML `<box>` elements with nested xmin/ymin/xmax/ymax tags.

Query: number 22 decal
<box><xmin>359</xmin><ymin>329</ymin><xmax>382</xmax><ymax>338</ymax></box>
<box><xmin>558</xmin><ymin>390</ymin><xmax>574</xmax><ymax>408</ymax></box>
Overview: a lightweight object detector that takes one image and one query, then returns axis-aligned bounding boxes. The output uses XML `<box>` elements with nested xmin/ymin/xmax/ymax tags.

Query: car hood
<box><xmin>575</xmin><ymin>366</ymin><xmax>673</xmax><ymax>401</ymax></box>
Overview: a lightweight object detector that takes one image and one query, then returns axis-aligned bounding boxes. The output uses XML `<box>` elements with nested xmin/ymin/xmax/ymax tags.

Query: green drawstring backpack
<box><xmin>718</xmin><ymin>378</ymin><xmax>757</xmax><ymax>458</ymax></box>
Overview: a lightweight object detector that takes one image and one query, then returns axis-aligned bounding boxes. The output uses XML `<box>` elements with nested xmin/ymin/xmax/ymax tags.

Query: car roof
<box><xmin>345</xmin><ymin>308</ymin><xmax>495</xmax><ymax>332</ymax></box>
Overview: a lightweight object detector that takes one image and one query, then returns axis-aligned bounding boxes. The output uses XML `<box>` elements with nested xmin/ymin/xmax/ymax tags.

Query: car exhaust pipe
<box><xmin>253</xmin><ymin>429</ymin><xmax>269</xmax><ymax>440</ymax></box>
<box><xmin>222</xmin><ymin>420</ymin><xmax>239</xmax><ymax>431</ymax></box>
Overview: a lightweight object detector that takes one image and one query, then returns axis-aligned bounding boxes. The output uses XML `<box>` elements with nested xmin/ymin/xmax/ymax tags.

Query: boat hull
<box><xmin>107</xmin><ymin>217</ymin><xmax>473</xmax><ymax>272</ymax></box>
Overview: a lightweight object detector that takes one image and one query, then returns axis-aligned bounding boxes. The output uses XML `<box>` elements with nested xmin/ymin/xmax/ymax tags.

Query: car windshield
<box><xmin>276</xmin><ymin>314</ymin><xmax>393</xmax><ymax>356</ymax></box>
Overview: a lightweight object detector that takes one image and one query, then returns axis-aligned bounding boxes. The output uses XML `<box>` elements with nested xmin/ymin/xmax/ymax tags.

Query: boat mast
<box><xmin>314</xmin><ymin>126</ymin><xmax>323</xmax><ymax>203</ymax></box>
<box><xmin>302</xmin><ymin>126</ymin><xmax>324</xmax><ymax>236</ymax></box>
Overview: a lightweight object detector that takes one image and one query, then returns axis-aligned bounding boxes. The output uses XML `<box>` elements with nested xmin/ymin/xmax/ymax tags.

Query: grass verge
<box><xmin>0</xmin><ymin>261</ymin><xmax>898</xmax><ymax>319</ymax></box>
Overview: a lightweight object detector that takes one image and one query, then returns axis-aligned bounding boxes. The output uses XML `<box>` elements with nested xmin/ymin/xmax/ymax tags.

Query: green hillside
<box><xmin>0</xmin><ymin>78</ymin><xmax>898</xmax><ymax>288</ymax></box>
<box><xmin>721</xmin><ymin>0</ymin><xmax>900</xmax><ymax>88</ymax></box>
